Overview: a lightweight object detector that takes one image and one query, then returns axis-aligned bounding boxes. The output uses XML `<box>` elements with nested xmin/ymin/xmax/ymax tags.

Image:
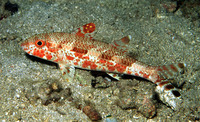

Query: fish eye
<box><xmin>37</xmin><ymin>41</ymin><xmax>42</xmax><ymax>45</ymax></box>
<box><xmin>35</xmin><ymin>40</ymin><xmax>45</xmax><ymax>47</ymax></box>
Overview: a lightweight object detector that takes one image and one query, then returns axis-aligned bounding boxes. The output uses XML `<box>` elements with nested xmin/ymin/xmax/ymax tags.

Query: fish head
<box><xmin>21</xmin><ymin>33</ymin><xmax>60</xmax><ymax>61</ymax></box>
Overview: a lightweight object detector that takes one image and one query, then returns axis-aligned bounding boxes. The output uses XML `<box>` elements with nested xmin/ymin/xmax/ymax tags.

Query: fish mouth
<box><xmin>20</xmin><ymin>44</ymin><xmax>27</xmax><ymax>50</ymax></box>
<box><xmin>20</xmin><ymin>44</ymin><xmax>30</xmax><ymax>54</ymax></box>
<box><xmin>20</xmin><ymin>41</ymin><xmax>28</xmax><ymax>47</ymax></box>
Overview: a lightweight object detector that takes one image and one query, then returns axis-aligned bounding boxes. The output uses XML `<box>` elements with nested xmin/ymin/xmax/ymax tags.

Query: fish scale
<box><xmin>21</xmin><ymin>23</ymin><xmax>185</xmax><ymax>110</ymax></box>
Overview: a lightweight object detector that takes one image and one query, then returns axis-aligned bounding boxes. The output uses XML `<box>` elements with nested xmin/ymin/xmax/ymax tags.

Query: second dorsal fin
<box><xmin>111</xmin><ymin>35</ymin><xmax>132</xmax><ymax>52</ymax></box>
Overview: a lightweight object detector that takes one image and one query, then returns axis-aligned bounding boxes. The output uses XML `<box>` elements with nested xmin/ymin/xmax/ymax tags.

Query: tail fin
<box><xmin>154</xmin><ymin>63</ymin><xmax>186</xmax><ymax>110</ymax></box>
<box><xmin>156</xmin><ymin>63</ymin><xmax>185</xmax><ymax>80</ymax></box>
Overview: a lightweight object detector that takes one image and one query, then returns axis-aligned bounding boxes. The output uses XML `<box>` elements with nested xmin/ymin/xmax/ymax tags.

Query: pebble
<box><xmin>82</xmin><ymin>106</ymin><xmax>102</xmax><ymax>121</ymax></box>
<box><xmin>105</xmin><ymin>117</ymin><xmax>118</xmax><ymax>122</ymax></box>
<box><xmin>115</xmin><ymin>80</ymin><xmax>156</xmax><ymax>118</ymax></box>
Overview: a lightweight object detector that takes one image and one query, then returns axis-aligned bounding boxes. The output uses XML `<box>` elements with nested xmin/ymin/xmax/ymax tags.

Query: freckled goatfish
<box><xmin>21</xmin><ymin>23</ymin><xmax>185</xmax><ymax>110</ymax></box>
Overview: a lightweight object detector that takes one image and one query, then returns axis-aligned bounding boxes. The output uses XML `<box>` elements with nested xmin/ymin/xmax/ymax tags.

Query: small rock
<box><xmin>105</xmin><ymin>117</ymin><xmax>118</xmax><ymax>122</ymax></box>
<box><xmin>51</xmin><ymin>82</ymin><xmax>59</xmax><ymax>91</ymax></box>
<box><xmin>136</xmin><ymin>93</ymin><xmax>156</xmax><ymax>118</ymax></box>
<box><xmin>115</xmin><ymin>80</ymin><xmax>157</xmax><ymax>118</ymax></box>
<box><xmin>82</xmin><ymin>106</ymin><xmax>102</xmax><ymax>121</ymax></box>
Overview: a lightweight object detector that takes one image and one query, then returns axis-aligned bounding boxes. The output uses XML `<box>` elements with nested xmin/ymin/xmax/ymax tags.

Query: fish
<box><xmin>21</xmin><ymin>23</ymin><xmax>185</xmax><ymax>110</ymax></box>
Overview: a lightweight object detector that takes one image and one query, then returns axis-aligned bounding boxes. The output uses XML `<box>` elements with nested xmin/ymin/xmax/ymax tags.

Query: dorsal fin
<box><xmin>72</xmin><ymin>23</ymin><xmax>96</xmax><ymax>39</ymax></box>
<box><xmin>111</xmin><ymin>35</ymin><xmax>131</xmax><ymax>52</ymax></box>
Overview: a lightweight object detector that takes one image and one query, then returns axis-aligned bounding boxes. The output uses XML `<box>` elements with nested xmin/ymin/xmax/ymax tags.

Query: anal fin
<box><xmin>59</xmin><ymin>63</ymin><xmax>75</xmax><ymax>82</ymax></box>
<box><xmin>107</xmin><ymin>73</ymin><xmax>122</xmax><ymax>80</ymax></box>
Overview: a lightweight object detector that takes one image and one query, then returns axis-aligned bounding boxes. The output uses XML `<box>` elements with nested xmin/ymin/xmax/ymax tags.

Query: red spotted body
<box><xmin>21</xmin><ymin>23</ymin><xmax>185</xmax><ymax>110</ymax></box>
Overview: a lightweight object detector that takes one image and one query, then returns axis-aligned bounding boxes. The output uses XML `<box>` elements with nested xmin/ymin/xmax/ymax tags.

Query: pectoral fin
<box><xmin>59</xmin><ymin>63</ymin><xmax>75</xmax><ymax>82</ymax></box>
